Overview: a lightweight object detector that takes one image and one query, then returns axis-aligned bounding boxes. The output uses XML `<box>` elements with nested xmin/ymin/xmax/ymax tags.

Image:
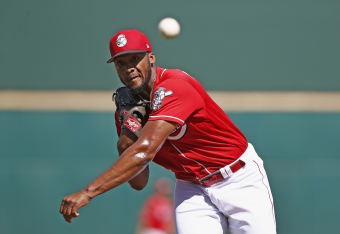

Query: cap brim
<box><xmin>106</xmin><ymin>50</ymin><xmax>148</xmax><ymax>63</ymax></box>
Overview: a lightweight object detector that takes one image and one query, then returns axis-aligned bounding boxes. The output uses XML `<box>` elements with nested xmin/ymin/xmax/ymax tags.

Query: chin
<box><xmin>131</xmin><ymin>85</ymin><xmax>143</xmax><ymax>94</ymax></box>
<box><xmin>131</xmin><ymin>82</ymin><xmax>147</xmax><ymax>94</ymax></box>
<box><xmin>124</xmin><ymin>81</ymin><xmax>139</xmax><ymax>89</ymax></box>
<box><xmin>128</xmin><ymin>78</ymin><xmax>142</xmax><ymax>88</ymax></box>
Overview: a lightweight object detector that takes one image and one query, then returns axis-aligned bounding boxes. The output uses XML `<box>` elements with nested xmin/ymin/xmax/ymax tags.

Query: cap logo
<box><xmin>116</xmin><ymin>34</ymin><xmax>127</xmax><ymax>47</ymax></box>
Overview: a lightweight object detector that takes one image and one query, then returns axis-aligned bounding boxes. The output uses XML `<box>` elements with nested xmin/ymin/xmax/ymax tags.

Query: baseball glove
<box><xmin>113</xmin><ymin>87</ymin><xmax>150</xmax><ymax>137</ymax></box>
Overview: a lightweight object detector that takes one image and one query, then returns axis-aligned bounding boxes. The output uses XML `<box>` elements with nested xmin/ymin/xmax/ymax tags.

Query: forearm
<box><xmin>84</xmin><ymin>120</ymin><xmax>176</xmax><ymax>199</ymax></box>
<box><xmin>59</xmin><ymin>120</ymin><xmax>177</xmax><ymax>224</ymax></box>
<box><xmin>84</xmin><ymin>146</ymin><xmax>153</xmax><ymax>198</ymax></box>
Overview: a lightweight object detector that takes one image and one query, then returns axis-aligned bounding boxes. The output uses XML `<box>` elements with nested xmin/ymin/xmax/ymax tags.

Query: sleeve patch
<box><xmin>151</xmin><ymin>87</ymin><xmax>173</xmax><ymax>111</ymax></box>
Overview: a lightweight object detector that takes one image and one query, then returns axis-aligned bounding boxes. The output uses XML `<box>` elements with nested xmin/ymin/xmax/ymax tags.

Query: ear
<box><xmin>148</xmin><ymin>52</ymin><xmax>156</xmax><ymax>66</ymax></box>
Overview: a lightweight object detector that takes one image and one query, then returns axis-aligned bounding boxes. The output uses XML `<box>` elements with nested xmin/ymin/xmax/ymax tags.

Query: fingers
<box><xmin>64</xmin><ymin>214</ymin><xmax>72</xmax><ymax>223</ymax></box>
<box><xmin>71</xmin><ymin>206</ymin><xmax>80</xmax><ymax>217</ymax></box>
<box><xmin>59</xmin><ymin>191</ymin><xmax>90</xmax><ymax>223</ymax></box>
<box><xmin>66</xmin><ymin>202</ymin><xmax>74</xmax><ymax>216</ymax></box>
<box><xmin>60</xmin><ymin>197</ymin><xmax>79</xmax><ymax>222</ymax></box>
<box><xmin>63</xmin><ymin>212</ymin><xmax>79</xmax><ymax>223</ymax></box>
<box><xmin>59</xmin><ymin>200</ymin><xmax>65</xmax><ymax>214</ymax></box>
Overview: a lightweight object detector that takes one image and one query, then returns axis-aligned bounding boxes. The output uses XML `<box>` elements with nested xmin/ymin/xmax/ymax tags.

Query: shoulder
<box><xmin>155</xmin><ymin>68</ymin><xmax>195</xmax><ymax>90</ymax></box>
<box><xmin>152</xmin><ymin>68</ymin><xmax>203</xmax><ymax>102</ymax></box>
<box><xmin>160</xmin><ymin>68</ymin><xmax>192</xmax><ymax>80</ymax></box>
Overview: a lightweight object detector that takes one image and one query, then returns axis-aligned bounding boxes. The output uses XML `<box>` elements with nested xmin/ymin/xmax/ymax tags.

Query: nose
<box><xmin>126</xmin><ymin>66</ymin><xmax>136</xmax><ymax>74</ymax></box>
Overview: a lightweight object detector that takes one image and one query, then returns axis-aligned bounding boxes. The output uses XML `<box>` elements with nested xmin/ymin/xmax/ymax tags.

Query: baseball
<box><xmin>158</xmin><ymin>17</ymin><xmax>181</xmax><ymax>39</ymax></box>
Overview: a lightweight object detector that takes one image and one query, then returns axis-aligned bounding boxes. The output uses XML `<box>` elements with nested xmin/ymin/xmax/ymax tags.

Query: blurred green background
<box><xmin>1</xmin><ymin>0</ymin><xmax>340</xmax><ymax>234</ymax></box>
<box><xmin>1</xmin><ymin>0</ymin><xmax>339</xmax><ymax>90</ymax></box>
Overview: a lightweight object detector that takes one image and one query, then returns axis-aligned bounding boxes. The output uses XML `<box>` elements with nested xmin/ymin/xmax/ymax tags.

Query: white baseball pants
<box><xmin>174</xmin><ymin>143</ymin><xmax>276</xmax><ymax>234</ymax></box>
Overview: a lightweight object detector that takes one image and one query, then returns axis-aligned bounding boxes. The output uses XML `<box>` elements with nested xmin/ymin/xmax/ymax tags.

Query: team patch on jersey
<box><xmin>151</xmin><ymin>87</ymin><xmax>173</xmax><ymax>111</ymax></box>
<box><xmin>123</xmin><ymin>115</ymin><xmax>141</xmax><ymax>133</ymax></box>
<box><xmin>116</xmin><ymin>34</ymin><xmax>127</xmax><ymax>47</ymax></box>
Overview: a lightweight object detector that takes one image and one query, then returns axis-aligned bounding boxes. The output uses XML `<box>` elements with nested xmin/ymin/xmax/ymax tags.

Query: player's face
<box><xmin>114</xmin><ymin>52</ymin><xmax>155</xmax><ymax>94</ymax></box>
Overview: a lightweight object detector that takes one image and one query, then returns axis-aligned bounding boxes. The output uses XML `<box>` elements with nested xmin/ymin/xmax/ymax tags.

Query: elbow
<box><xmin>128</xmin><ymin>165</ymin><xmax>149</xmax><ymax>191</ymax></box>
<box><xmin>129</xmin><ymin>182</ymin><xmax>146</xmax><ymax>191</ymax></box>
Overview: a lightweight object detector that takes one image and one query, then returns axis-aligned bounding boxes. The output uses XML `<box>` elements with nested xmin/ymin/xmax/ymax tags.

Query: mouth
<box><xmin>129</xmin><ymin>76</ymin><xmax>139</xmax><ymax>81</ymax></box>
<box><xmin>128</xmin><ymin>74</ymin><xmax>141</xmax><ymax>82</ymax></box>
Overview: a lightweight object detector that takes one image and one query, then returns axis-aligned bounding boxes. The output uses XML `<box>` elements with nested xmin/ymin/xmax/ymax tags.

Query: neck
<box><xmin>139</xmin><ymin>66</ymin><xmax>157</xmax><ymax>101</ymax></box>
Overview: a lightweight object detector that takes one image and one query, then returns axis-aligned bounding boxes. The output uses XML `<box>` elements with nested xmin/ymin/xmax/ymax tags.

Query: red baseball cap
<box><xmin>106</xmin><ymin>29</ymin><xmax>152</xmax><ymax>63</ymax></box>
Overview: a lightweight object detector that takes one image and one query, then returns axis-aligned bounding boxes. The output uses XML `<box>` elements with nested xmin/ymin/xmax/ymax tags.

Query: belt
<box><xmin>197</xmin><ymin>159</ymin><xmax>246</xmax><ymax>187</ymax></box>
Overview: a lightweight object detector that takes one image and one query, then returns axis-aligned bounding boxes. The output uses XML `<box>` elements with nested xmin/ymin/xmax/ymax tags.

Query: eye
<box><xmin>133</xmin><ymin>56</ymin><xmax>139</xmax><ymax>62</ymax></box>
<box><xmin>116</xmin><ymin>60</ymin><xmax>124</xmax><ymax>67</ymax></box>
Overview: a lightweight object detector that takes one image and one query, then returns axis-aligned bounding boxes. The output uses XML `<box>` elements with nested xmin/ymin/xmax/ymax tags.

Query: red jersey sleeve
<box><xmin>149</xmin><ymin>78</ymin><xmax>204</xmax><ymax>125</ymax></box>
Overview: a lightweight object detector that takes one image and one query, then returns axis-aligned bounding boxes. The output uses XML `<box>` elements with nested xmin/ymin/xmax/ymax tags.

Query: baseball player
<box><xmin>59</xmin><ymin>29</ymin><xmax>276</xmax><ymax>234</ymax></box>
<box><xmin>136</xmin><ymin>178</ymin><xmax>174</xmax><ymax>234</ymax></box>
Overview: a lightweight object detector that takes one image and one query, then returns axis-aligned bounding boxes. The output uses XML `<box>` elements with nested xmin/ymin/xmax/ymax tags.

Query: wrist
<box><xmin>82</xmin><ymin>187</ymin><xmax>96</xmax><ymax>200</ymax></box>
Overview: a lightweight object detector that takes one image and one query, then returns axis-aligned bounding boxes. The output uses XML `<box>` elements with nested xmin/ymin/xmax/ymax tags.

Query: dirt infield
<box><xmin>1</xmin><ymin>90</ymin><xmax>340</xmax><ymax>112</ymax></box>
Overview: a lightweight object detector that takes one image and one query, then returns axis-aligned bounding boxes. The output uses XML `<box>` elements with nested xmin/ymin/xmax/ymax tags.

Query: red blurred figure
<box><xmin>136</xmin><ymin>178</ymin><xmax>174</xmax><ymax>234</ymax></box>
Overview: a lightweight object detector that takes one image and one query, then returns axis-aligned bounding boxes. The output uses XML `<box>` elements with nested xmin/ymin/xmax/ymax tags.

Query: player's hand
<box><xmin>59</xmin><ymin>190</ymin><xmax>91</xmax><ymax>223</ymax></box>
